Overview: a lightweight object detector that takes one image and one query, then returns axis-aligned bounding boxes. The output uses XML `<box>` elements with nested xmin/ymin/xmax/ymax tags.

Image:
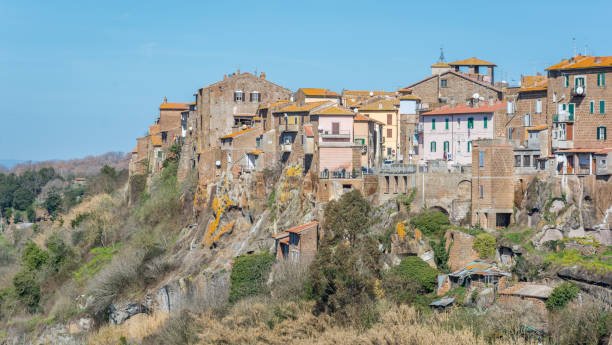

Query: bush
<box><xmin>511</xmin><ymin>255</ymin><xmax>549</xmax><ymax>282</ymax></box>
<box><xmin>431</xmin><ymin>237</ymin><xmax>451</xmax><ymax>273</ymax></box>
<box><xmin>142</xmin><ymin>311</ymin><xmax>201</xmax><ymax>345</ymax></box>
<box><xmin>411</xmin><ymin>211</ymin><xmax>450</xmax><ymax>237</ymax></box>
<box><xmin>229</xmin><ymin>251</ymin><xmax>275</xmax><ymax>304</ymax></box>
<box><xmin>44</xmin><ymin>190</ymin><xmax>62</xmax><ymax>216</ymax></box>
<box><xmin>71</xmin><ymin>212</ymin><xmax>91</xmax><ymax>228</ymax></box>
<box><xmin>13</xmin><ymin>269</ymin><xmax>40</xmax><ymax>310</ymax></box>
<box><xmin>549</xmin><ymin>302</ymin><xmax>611</xmax><ymax>345</ymax></box>
<box><xmin>546</xmin><ymin>282</ymin><xmax>579</xmax><ymax>310</ymax></box>
<box><xmin>22</xmin><ymin>242</ymin><xmax>49</xmax><ymax>270</ymax></box>
<box><xmin>26</xmin><ymin>206</ymin><xmax>36</xmax><ymax>222</ymax></box>
<box><xmin>383</xmin><ymin>256</ymin><xmax>438</xmax><ymax>305</ymax></box>
<box><xmin>323</xmin><ymin>190</ymin><xmax>371</xmax><ymax>245</ymax></box>
<box><xmin>473</xmin><ymin>233</ymin><xmax>496</xmax><ymax>259</ymax></box>
<box><xmin>46</xmin><ymin>232</ymin><xmax>73</xmax><ymax>272</ymax></box>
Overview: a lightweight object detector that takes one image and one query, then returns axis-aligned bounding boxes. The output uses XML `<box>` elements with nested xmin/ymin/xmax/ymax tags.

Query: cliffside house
<box><xmin>273</xmin><ymin>221</ymin><xmax>319</xmax><ymax>261</ymax></box>
<box><xmin>358</xmin><ymin>100</ymin><xmax>400</xmax><ymax>161</ymax></box>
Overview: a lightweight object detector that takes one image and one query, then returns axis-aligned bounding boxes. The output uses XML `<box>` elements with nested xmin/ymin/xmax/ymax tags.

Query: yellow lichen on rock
<box><xmin>286</xmin><ymin>165</ymin><xmax>301</xmax><ymax>177</ymax></box>
<box><xmin>396</xmin><ymin>222</ymin><xmax>406</xmax><ymax>237</ymax></box>
<box><xmin>204</xmin><ymin>194</ymin><xmax>233</xmax><ymax>247</ymax></box>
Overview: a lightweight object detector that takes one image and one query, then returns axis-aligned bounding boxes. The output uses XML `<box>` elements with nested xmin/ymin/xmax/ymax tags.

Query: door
<box><xmin>567</xmin><ymin>155</ymin><xmax>574</xmax><ymax>174</ymax></box>
<box><xmin>332</xmin><ymin>122</ymin><xmax>340</xmax><ymax>135</ymax></box>
<box><xmin>566</xmin><ymin>123</ymin><xmax>573</xmax><ymax>140</ymax></box>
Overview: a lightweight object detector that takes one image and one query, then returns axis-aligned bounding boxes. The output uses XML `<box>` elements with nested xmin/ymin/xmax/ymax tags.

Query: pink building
<box><xmin>312</xmin><ymin>105</ymin><xmax>358</xmax><ymax>175</ymax></box>
<box><xmin>421</xmin><ymin>101</ymin><xmax>506</xmax><ymax>165</ymax></box>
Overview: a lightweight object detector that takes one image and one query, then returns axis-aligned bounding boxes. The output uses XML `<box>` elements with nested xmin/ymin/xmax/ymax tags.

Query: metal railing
<box><xmin>319</xmin><ymin>169</ymin><xmax>362</xmax><ymax>179</ymax></box>
<box><xmin>376</xmin><ymin>163</ymin><xmax>417</xmax><ymax>174</ymax></box>
<box><xmin>553</xmin><ymin>113</ymin><xmax>574</xmax><ymax>122</ymax></box>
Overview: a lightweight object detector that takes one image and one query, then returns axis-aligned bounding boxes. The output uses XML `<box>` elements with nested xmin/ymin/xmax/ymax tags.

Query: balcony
<box><xmin>553</xmin><ymin>113</ymin><xmax>574</xmax><ymax>122</ymax></box>
<box><xmin>279</xmin><ymin>123</ymin><xmax>299</xmax><ymax>132</ymax></box>
<box><xmin>376</xmin><ymin>163</ymin><xmax>417</xmax><ymax>175</ymax></box>
<box><xmin>280</xmin><ymin>143</ymin><xmax>292</xmax><ymax>152</ymax></box>
<box><xmin>571</xmin><ymin>86</ymin><xmax>586</xmax><ymax>97</ymax></box>
<box><xmin>416</xmin><ymin>123</ymin><xmax>424</xmax><ymax>132</ymax></box>
<box><xmin>320</xmin><ymin>129</ymin><xmax>351</xmax><ymax>140</ymax></box>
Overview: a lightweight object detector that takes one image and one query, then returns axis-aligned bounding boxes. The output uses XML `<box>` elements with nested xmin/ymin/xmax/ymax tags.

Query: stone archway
<box><xmin>428</xmin><ymin>205</ymin><xmax>449</xmax><ymax>215</ymax></box>
<box><xmin>457</xmin><ymin>180</ymin><xmax>472</xmax><ymax>200</ymax></box>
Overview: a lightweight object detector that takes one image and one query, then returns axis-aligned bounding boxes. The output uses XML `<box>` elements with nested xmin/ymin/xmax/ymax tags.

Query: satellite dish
<box><xmin>353</xmin><ymin>108</ymin><xmax>358</xmax><ymax>113</ymax></box>
<box><xmin>369</xmin><ymin>91</ymin><xmax>374</xmax><ymax>97</ymax></box>
<box><xmin>283</xmin><ymin>113</ymin><xmax>288</xmax><ymax>118</ymax></box>
<box><xmin>576</xmin><ymin>86</ymin><xmax>584</xmax><ymax>95</ymax></box>
<box><xmin>472</xmin><ymin>93</ymin><xmax>480</xmax><ymax>99</ymax></box>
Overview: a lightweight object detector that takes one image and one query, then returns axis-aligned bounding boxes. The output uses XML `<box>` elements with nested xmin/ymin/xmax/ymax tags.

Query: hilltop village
<box><xmin>130</xmin><ymin>54</ymin><xmax>612</xmax><ymax>234</ymax></box>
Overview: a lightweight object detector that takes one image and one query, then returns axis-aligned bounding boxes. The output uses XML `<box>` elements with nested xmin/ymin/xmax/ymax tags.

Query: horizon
<box><xmin>1</xmin><ymin>0</ymin><xmax>611</xmax><ymax>161</ymax></box>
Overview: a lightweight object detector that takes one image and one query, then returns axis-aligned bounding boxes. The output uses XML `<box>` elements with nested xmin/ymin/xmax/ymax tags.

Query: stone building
<box><xmin>502</xmin><ymin>75</ymin><xmax>549</xmax><ymax>145</ymax></box>
<box><xmin>405</xmin><ymin>57</ymin><xmax>502</xmax><ymax>111</ymax></box>
<box><xmin>471</xmin><ymin>138</ymin><xmax>515</xmax><ymax>229</ymax></box>
<box><xmin>342</xmin><ymin>90</ymin><xmax>395</xmax><ymax>109</ymax></box>
<box><xmin>545</xmin><ymin>55</ymin><xmax>612</xmax><ymax>175</ymax></box>
<box><xmin>398</xmin><ymin>95</ymin><xmax>421</xmax><ymax>163</ymax></box>
<box><xmin>353</xmin><ymin>114</ymin><xmax>383</xmax><ymax>170</ymax></box>
<box><xmin>194</xmin><ymin>71</ymin><xmax>292</xmax><ymax>151</ymax></box>
<box><xmin>272</xmin><ymin>221</ymin><xmax>319</xmax><ymax>261</ymax></box>
<box><xmin>157</xmin><ymin>98</ymin><xmax>189</xmax><ymax>148</ymax></box>
<box><xmin>218</xmin><ymin>127</ymin><xmax>261</xmax><ymax>174</ymax></box>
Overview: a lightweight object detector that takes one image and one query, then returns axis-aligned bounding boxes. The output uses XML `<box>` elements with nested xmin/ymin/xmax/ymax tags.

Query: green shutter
<box><xmin>468</xmin><ymin>117</ymin><xmax>474</xmax><ymax>129</ymax></box>
<box><xmin>601</xmin><ymin>100</ymin><xmax>606</xmax><ymax>114</ymax></box>
<box><xmin>467</xmin><ymin>141</ymin><xmax>471</xmax><ymax>152</ymax></box>
<box><xmin>590</xmin><ymin>101</ymin><xmax>594</xmax><ymax>114</ymax></box>
<box><xmin>483</xmin><ymin>117</ymin><xmax>488</xmax><ymax>128</ymax></box>
<box><xmin>564</xmin><ymin>75</ymin><xmax>569</xmax><ymax>87</ymax></box>
<box><xmin>598</xmin><ymin>73</ymin><xmax>602</xmax><ymax>86</ymax></box>
<box><xmin>431</xmin><ymin>141</ymin><xmax>436</xmax><ymax>152</ymax></box>
<box><xmin>445</xmin><ymin>118</ymin><xmax>449</xmax><ymax>130</ymax></box>
<box><xmin>603</xmin><ymin>73</ymin><xmax>606</xmax><ymax>86</ymax></box>
<box><xmin>562</xmin><ymin>104</ymin><xmax>567</xmax><ymax>111</ymax></box>
<box><xmin>444</xmin><ymin>141</ymin><xmax>449</xmax><ymax>152</ymax></box>
<box><xmin>432</xmin><ymin>119</ymin><xmax>436</xmax><ymax>130</ymax></box>
<box><xmin>569</xmin><ymin>103</ymin><xmax>575</xmax><ymax>116</ymax></box>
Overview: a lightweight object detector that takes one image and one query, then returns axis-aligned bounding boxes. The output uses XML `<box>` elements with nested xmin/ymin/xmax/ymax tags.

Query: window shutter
<box><xmin>601</xmin><ymin>101</ymin><xmax>606</xmax><ymax>114</ymax></box>
<box><xmin>432</xmin><ymin>119</ymin><xmax>436</xmax><ymax>130</ymax></box>
<box><xmin>603</xmin><ymin>73</ymin><xmax>606</xmax><ymax>86</ymax></box>
<box><xmin>445</xmin><ymin>118</ymin><xmax>449</xmax><ymax>130</ymax></box>
<box><xmin>484</xmin><ymin>117</ymin><xmax>488</xmax><ymax>128</ymax></box>
<box><xmin>598</xmin><ymin>73</ymin><xmax>601</xmax><ymax>86</ymax></box>
<box><xmin>467</xmin><ymin>141</ymin><xmax>471</xmax><ymax>152</ymax></box>
<box><xmin>590</xmin><ymin>101</ymin><xmax>594</xmax><ymax>114</ymax></box>
<box><xmin>605</xmin><ymin>127</ymin><xmax>608</xmax><ymax>140</ymax></box>
<box><xmin>536</xmin><ymin>99</ymin><xmax>542</xmax><ymax>113</ymax></box>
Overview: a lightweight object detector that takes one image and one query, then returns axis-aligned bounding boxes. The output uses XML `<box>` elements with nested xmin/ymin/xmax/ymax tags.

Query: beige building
<box><xmin>294</xmin><ymin>88</ymin><xmax>341</xmax><ymax>105</ymax></box>
<box><xmin>353</xmin><ymin>114</ymin><xmax>383</xmax><ymax>170</ymax></box>
<box><xmin>358</xmin><ymin>100</ymin><xmax>399</xmax><ymax>161</ymax></box>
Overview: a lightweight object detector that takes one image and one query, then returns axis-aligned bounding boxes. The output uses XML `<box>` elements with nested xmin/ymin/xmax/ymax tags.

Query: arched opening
<box><xmin>428</xmin><ymin>206</ymin><xmax>449</xmax><ymax>215</ymax></box>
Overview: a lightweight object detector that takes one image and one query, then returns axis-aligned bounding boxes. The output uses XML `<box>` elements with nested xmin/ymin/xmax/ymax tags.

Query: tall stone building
<box><xmin>194</xmin><ymin>71</ymin><xmax>292</xmax><ymax>150</ymax></box>
<box><xmin>471</xmin><ymin>139</ymin><xmax>515</xmax><ymax>229</ymax></box>
<box><xmin>405</xmin><ymin>57</ymin><xmax>502</xmax><ymax>111</ymax></box>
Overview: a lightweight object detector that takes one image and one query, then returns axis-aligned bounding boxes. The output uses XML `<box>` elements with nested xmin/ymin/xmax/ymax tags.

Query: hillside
<box><xmin>9</xmin><ymin>152</ymin><xmax>129</xmax><ymax>177</ymax></box>
<box><xmin>0</xmin><ymin>147</ymin><xmax>610</xmax><ymax>345</ymax></box>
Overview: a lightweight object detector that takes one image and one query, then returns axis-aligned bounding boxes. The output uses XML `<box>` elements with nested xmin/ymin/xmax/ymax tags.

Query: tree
<box><xmin>13</xmin><ymin>269</ymin><xmax>40</xmax><ymax>310</ymax></box>
<box><xmin>473</xmin><ymin>233</ymin><xmax>497</xmax><ymax>259</ymax></box>
<box><xmin>44</xmin><ymin>190</ymin><xmax>62</xmax><ymax>216</ymax></box>
<box><xmin>383</xmin><ymin>256</ymin><xmax>438</xmax><ymax>305</ymax></box>
<box><xmin>26</xmin><ymin>206</ymin><xmax>36</xmax><ymax>222</ymax></box>
<box><xmin>411</xmin><ymin>210</ymin><xmax>450</xmax><ymax>237</ymax></box>
<box><xmin>546</xmin><ymin>282</ymin><xmax>580</xmax><ymax>310</ymax></box>
<box><xmin>323</xmin><ymin>190</ymin><xmax>370</xmax><ymax>246</ymax></box>
<box><xmin>22</xmin><ymin>242</ymin><xmax>49</xmax><ymax>270</ymax></box>
<box><xmin>12</xmin><ymin>187</ymin><xmax>34</xmax><ymax>211</ymax></box>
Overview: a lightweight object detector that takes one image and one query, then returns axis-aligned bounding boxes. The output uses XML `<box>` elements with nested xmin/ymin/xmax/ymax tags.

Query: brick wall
<box><xmin>444</xmin><ymin>230</ymin><xmax>479</xmax><ymax>272</ymax></box>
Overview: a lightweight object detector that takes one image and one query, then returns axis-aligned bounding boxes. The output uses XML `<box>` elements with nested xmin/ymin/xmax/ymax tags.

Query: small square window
<box><xmin>441</xmin><ymin>79</ymin><xmax>447</xmax><ymax>88</ymax></box>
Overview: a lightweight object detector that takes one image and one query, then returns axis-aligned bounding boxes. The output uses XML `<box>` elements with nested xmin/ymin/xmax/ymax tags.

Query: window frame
<box><xmin>234</xmin><ymin>91</ymin><xmax>244</xmax><ymax>102</ymax></box>
<box><xmin>432</xmin><ymin>118</ymin><xmax>436</xmax><ymax>130</ymax></box>
<box><xmin>564</xmin><ymin>75</ymin><xmax>569</xmax><ymax>88</ymax></box>
<box><xmin>600</xmin><ymin>100</ymin><xmax>606</xmax><ymax>114</ymax></box>
<box><xmin>590</xmin><ymin>100</ymin><xmax>595</xmax><ymax>114</ymax></box>
<box><xmin>597</xmin><ymin>126</ymin><xmax>607</xmax><ymax>140</ymax></box>
<box><xmin>445</xmin><ymin>118</ymin><xmax>449</xmax><ymax>130</ymax></box>
<box><xmin>443</xmin><ymin>140</ymin><xmax>449</xmax><ymax>152</ymax></box>
<box><xmin>479</xmin><ymin>151</ymin><xmax>484</xmax><ymax>167</ymax></box>
<box><xmin>467</xmin><ymin>117</ymin><xmax>474</xmax><ymax>129</ymax></box>
<box><xmin>430</xmin><ymin>141</ymin><xmax>436</xmax><ymax>153</ymax></box>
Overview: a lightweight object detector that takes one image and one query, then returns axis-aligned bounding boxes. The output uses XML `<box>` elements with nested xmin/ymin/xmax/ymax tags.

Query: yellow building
<box><xmin>358</xmin><ymin>100</ymin><xmax>399</xmax><ymax>161</ymax></box>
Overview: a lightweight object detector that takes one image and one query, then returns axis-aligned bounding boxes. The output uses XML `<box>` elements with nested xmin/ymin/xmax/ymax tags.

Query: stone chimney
<box><xmin>260</xmin><ymin>72</ymin><xmax>266</xmax><ymax>80</ymax></box>
<box><xmin>223</xmin><ymin>74</ymin><xmax>227</xmax><ymax>80</ymax></box>
<box><xmin>163</xmin><ymin>97</ymin><xmax>167</xmax><ymax>104</ymax></box>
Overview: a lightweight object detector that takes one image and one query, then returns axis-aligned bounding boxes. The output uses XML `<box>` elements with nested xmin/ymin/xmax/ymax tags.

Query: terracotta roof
<box><xmin>342</xmin><ymin>90</ymin><xmax>394</xmax><ymax>97</ymax></box>
<box><xmin>275</xmin><ymin>101</ymin><xmax>330</xmax><ymax>113</ymax></box>
<box><xmin>546</xmin><ymin>55</ymin><xmax>612</xmax><ymax>71</ymax></box>
<box><xmin>519</xmin><ymin>86</ymin><xmax>547</xmax><ymax>93</ymax></box>
<box><xmin>354</xmin><ymin>114</ymin><xmax>384</xmax><ymax>125</ymax></box>
<box><xmin>149</xmin><ymin>124</ymin><xmax>161</xmax><ymax>135</ymax></box>
<box><xmin>273</xmin><ymin>231</ymin><xmax>289</xmax><ymax>239</ymax></box>
<box><xmin>423</xmin><ymin>101</ymin><xmax>506</xmax><ymax>115</ymax></box>
<box><xmin>268</xmin><ymin>100</ymin><xmax>291</xmax><ymax>108</ymax></box>
<box><xmin>404</xmin><ymin>70</ymin><xmax>501</xmax><ymax>93</ymax></box>
<box><xmin>233</xmin><ymin>113</ymin><xmax>256</xmax><ymax>117</ymax></box>
<box><xmin>400</xmin><ymin>95</ymin><xmax>421</xmax><ymax>101</ymax></box>
<box><xmin>299</xmin><ymin>88</ymin><xmax>340</xmax><ymax>97</ymax></box>
<box><xmin>220</xmin><ymin>127</ymin><xmax>254</xmax><ymax>139</ymax></box>
<box><xmin>312</xmin><ymin>105</ymin><xmax>354</xmax><ymax>116</ymax></box>
<box><xmin>186</xmin><ymin>102</ymin><xmax>196</xmax><ymax>106</ymax></box>
<box><xmin>248</xmin><ymin>150</ymin><xmax>262</xmax><ymax>155</ymax></box>
<box><xmin>286</xmin><ymin>221</ymin><xmax>319</xmax><ymax>234</ymax></box>
<box><xmin>556</xmin><ymin>147</ymin><xmax>612</xmax><ymax>154</ymax></box>
<box><xmin>160</xmin><ymin>102</ymin><xmax>189</xmax><ymax>110</ymax></box>
<box><xmin>431</xmin><ymin>62</ymin><xmax>451</xmax><ymax>68</ymax></box>
<box><xmin>526</xmin><ymin>125</ymin><xmax>548</xmax><ymax>131</ymax></box>
<box><xmin>397</xmin><ymin>87</ymin><xmax>412</xmax><ymax>93</ymax></box>
<box><xmin>304</xmin><ymin>125</ymin><xmax>314</xmax><ymax>137</ymax></box>
<box><xmin>499</xmin><ymin>284</ymin><xmax>552</xmax><ymax>299</ymax></box>
<box><xmin>151</xmin><ymin>136</ymin><xmax>162</xmax><ymax>146</ymax></box>
<box><xmin>279</xmin><ymin>237</ymin><xmax>289</xmax><ymax>244</ymax></box>
<box><xmin>449</xmin><ymin>57</ymin><xmax>496</xmax><ymax>66</ymax></box>
<box><xmin>359</xmin><ymin>100</ymin><xmax>397</xmax><ymax>111</ymax></box>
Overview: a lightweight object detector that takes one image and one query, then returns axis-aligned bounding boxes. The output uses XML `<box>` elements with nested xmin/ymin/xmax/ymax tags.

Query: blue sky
<box><xmin>1</xmin><ymin>0</ymin><xmax>610</xmax><ymax>161</ymax></box>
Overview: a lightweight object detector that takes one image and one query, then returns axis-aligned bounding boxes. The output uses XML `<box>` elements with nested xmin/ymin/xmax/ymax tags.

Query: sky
<box><xmin>1</xmin><ymin>0</ymin><xmax>611</xmax><ymax>161</ymax></box>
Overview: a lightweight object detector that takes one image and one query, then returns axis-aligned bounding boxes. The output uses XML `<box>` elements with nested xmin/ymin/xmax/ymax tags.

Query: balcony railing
<box><xmin>553</xmin><ymin>113</ymin><xmax>574</xmax><ymax>122</ymax></box>
<box><xmin>279</xmin><ymin>123</ymin><xmax>299</xmax><ymax>132</ymax></box>
<box><xmin>376</xmin><ymin>163</ymin><xmax>417</xmax><ymax>174</ymax></box>
<box><xmin>320</xmin><ymin>129</ymin><xmax>351</xmax><ymax>139</ymax></box>
<box><xmin>319</xmin><ymin>169</ymin><xmax>362</xmax><ymax>179</ymax></box>
<box><xmin>416</xmin><ymin>123</ymin><xmax>424</xmax><ymax>132</ymax></box>
<box><xmin>571</xmin><ymin>87</ymin><xmax>586</xmax><ymax>97</ymax></box>
<box><xmin>280</xmin><ymin>143</ymin><xmax>292</xmax><ymax>152</ymax></box>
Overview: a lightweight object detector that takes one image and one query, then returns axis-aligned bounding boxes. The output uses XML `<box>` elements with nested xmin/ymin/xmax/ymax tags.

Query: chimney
<box><xmin>260</xmin><ymin>72</ymin><xmax>266</xmax><ymax>80</ymax></box>
<box><xmin>237</xmin><ymin>68</ymin><xmax>240</xmax><ymax>74</ymax></box>
<box><xmin>163</xmin><ymin>97</ymin><xmax>167</xmax><ymax>104</ymax></box>
<box><xmin>223</xmin><ymin>74</ymin><xmax>227</xmax><ymax>80</ymax></box>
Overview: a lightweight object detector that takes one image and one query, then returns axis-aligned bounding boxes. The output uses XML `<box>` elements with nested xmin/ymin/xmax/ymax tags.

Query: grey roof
<box><xmin>430</xmin><ymin>297</ymin><xmax>455</xmax><ymax>307</ymax></box>
<box><xmin>500</xmin><ymin>284</ymin><xmax>553</xmax><ymax>299</ymax></box>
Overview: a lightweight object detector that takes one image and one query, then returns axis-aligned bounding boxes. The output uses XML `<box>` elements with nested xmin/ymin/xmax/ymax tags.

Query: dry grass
<box><xmin>86</xmin><ymin>312</ymin><xmax>168</xmax><ymax>345</ymax></box>
<box><xmin>61</xmin><ymin>193</ymin><xmax>113</xmax><ymax>228</ymax></box>
<box><xmin>192</xmin><ymin>300</ymin><xmax>539</xmax><ymax>345</ymax></box>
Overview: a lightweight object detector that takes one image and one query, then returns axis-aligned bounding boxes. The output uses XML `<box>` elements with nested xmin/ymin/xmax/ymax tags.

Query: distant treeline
<box><xmin>9</xmin><ymin>152</ymin><xmax>129</xmax><ymax>177</ymax></box>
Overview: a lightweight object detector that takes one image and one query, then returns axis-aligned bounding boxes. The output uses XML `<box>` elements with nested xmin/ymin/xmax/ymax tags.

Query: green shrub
<box><xmin>473</xmin><ymin>233</ymin><xmax>496</xmax><ymax>259</ymax></box>
<box><xmin>411</xmin><ymin>211</ymin><xmax>450</xmax><ymax>237</ymax></box>
<box><xmin>21</xmin><ymin>242</ymin><xmax>49</xmax><ymax>270</ymax></box>
<box><xmin>26</xmin><ymin>206</ymin><xmax>36</xmax><ymax>222</ymax></box>
<box><xmin>13</xmin><ymin>269</ymin><xmax>40</xmax><ymax>310</ymax></box>
<box><xmin>546</xmin><ymin>282</ymin><xmax>580</xmax><ymax>310</ymax></box>
<box><xmin>45</xmin><ymin>232</ymin><xmax>73</xmax><ymax>272</ymax></box>
<box><xmin>383</xmin><ymin>256</ymin><xmax>438</xmax><ymax>304</ymax></box>
<box><xmin>44</xmin><ymin>191</ymin><xmax>62</xmax><ymax>216</ymax></box>
<box><xmin>74</xmin><ymin>244</ymin><xmax>121</xmax><ymax>283</ymax></box>
<box><xmin>323</xmin><ymin>190</ymin><xmax>371</xmax><ymax>245</ymax></box>
<box><xmin>229</xmin><ymin>251</ymin><xmax>275</xmax><ymax>304</ymax></box>
<box><xmin>431</xmin><ymin>237</ymin><xmax>451</xmax><ymax>273</ymax></box>
<box><xmin>70</xmin><ymin>212</ymin><xmax>91</xmax><ymax>228</ymax></box>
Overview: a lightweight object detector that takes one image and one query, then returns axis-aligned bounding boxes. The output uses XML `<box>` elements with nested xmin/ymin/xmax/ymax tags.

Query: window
<box><xmin>467</xmin><ymin>141</ymin><xmax>471</xmax><ymax>152</ymax></box>
<box><xmin>598</xmin><ymin>72</ymin><xmax>606</xmax><ymax>86</ymax></box>
<box><xmin>523</xmin><ymin>114</ymin><xmax>530</xmax><ymax>127</ymax></box>
<box><xmin>457</xmin><ymin>118</ymin><xmax>461</xmax><ymax>128</ymax></box>
<box><xmin>523</xmin><ymin>155</ymin><xmax>530</xmax><ymax>167</ymax></box>
<box><xmin>590</xmin><ymin>101</ymin><xmax>595</xmax><ymax>114</ymax></box>
<box><xmin>568</xmin><ymin>103</ymin><xmax>575</xmax><ymax>116</ymax></box>
<box><xmin>250</xmin><ymin>92</ymin><xmax>260</xmax><ymax>102</ymax></box>
<box><xmin>515</xmin><ymin>155</ymin><xmax>521</xmax><ymax>167</ymax></box>
<box><xmin>479</xmin><ymin>151</ymin><xmax>484</xmax><ymax>167</ymax></box>
<box><xmin>387</xmin><ymin>114</ymin><xmax>393</xmax><ymax>125</ymax></box>
<box><xmin>508</xmin><ymin>127</ymin><xmax>513</xmax><ymax>139</ymax></box>
<box><xmin>432</xmin><ymin>119</ymin><xmax>436</xmax><ymax>130</ymax></box>
<box><xmin>484</xmin><ymin>117</ymin><xmax>488</xmax><ymax>129</ymax></box>
<box><xmin>387</xmin><ymin>128</ymin><xmax>392</xmax><ymax>138</ymax></box>
<box><xmin>332</xmin><ymin>122</ymin><xmax>340</xmax><ymax>135</ymax></box>
<box><xmin>445</xmin><ymin>118</ymin><xmax>449</xmax><ymax>130</ymax></box>
<box><xmin>479</xmin><ymin>185</ymin><xmax>484</xmax><ymax>199</ymax></box>
<box><xmin>443</xmin><ymin>141</ymin><xmax>449</xmax><ymax>152</ymax></box>
<box><xmin>533</xmin><ymin>155</ymin><xmax>540</xmax><ymax>167</ymax></box>
<box><xmin>430</xmin><ymin>141</ymin><xmax>436</xmax><ymax>152</ymax></box>
<box><xmin>507</xmin><ymin>101</ymin><xmax>515</xmax><ymax>114</ymax></box>
<box><xmin>600</xmin><ymin>100</ymin><xmax>606</xmax><ymax>114</ymax></box>
<box><xmin>575</xmin><ymin>76</ymin><xmax>585</xmax><ymax>88</ymax></box>
<box><xmin>564</xmin><ymin>75</ymin><xmax>569</xmax><ymax>87</ymax></box>
<box><xmin>536</xmin><ymin>99</ymin><xmax>542</xmax><ymax>114</ymax></box>
<box><xmin>387</xmin><ymin>147</ymin><xmax>392</xmax><ymax>155</ymax></box>
<box><xmin>468</xmin><ymin>117</ymin><xmax>474</xmax><ymax>129</ymax></box>
<box><xmin>234</xmin><ymin>91</ymin><xmax>243</xmax><ymax>102</ymax></box>
<box><xmin>157</xmin><ymin>151</ymin><xmax>162</xmax><ymax>158</ymax></box>
<box><xmin>597</xmin><ymin>126</ymin><xmax>607</xmax><ymax>140</ymax></box>
<box><xmin>441</xmin><ymin>79</ymin><xmax>448</xmax><ymax>88</ymax></box>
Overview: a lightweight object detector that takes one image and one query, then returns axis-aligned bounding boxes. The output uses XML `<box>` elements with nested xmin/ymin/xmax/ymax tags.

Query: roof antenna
<box><xmin>572</xmin><ymin>37</ymin><xmax>577</xmax><ymax>57</ymax></box>
<box><xmin>439</xmin><ymin>46</ymin><xmax>445</xmax><ymax>62</ymax></box>
<box><xmin>584</xmin><ymin>43</ymin><xmax>588</xmax><ymax>56</ymax></box>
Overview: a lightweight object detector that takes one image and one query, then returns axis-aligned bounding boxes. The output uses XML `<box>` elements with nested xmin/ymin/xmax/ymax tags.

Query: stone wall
<box><xmin>444</xmin><ymin>230</ymin><xmax>479</xmax><ymax>272</ymax></box>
